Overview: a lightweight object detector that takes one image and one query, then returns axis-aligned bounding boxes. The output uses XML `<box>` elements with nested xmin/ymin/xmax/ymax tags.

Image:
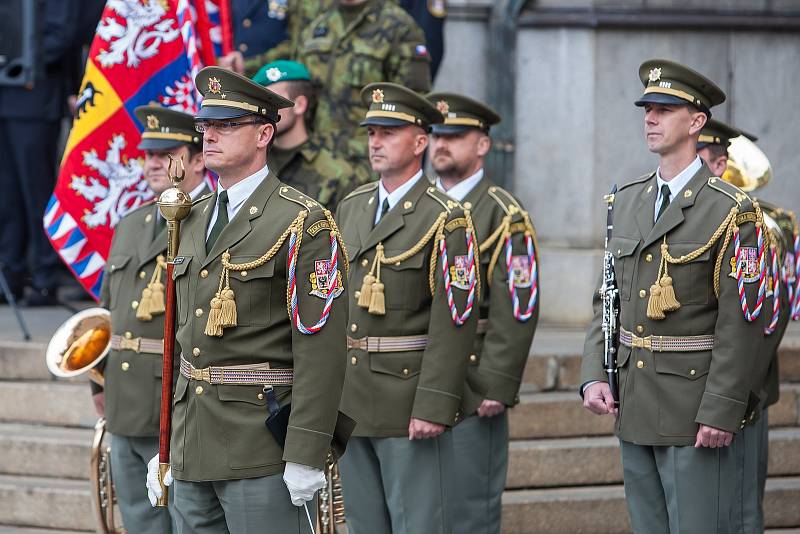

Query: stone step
<box><xmin>500</xmin><ymin>476</ymin><xmax>800</xmax><ymax>534</ymax></box>
<box><xmin>0</xmin><ymin>475</ymin><xmax>94</xmax><ymax>532</ymax></box>
<box><xmin>508</xmin><ymin>384</ymin><xmax>800</xmax><ymax>440</ymax></box>
<box><xmin>0</xmin><ymin>527</ymin><xmax>89</xmax><ymax>533</ymax></box>
<box><xmin>507</xmin><ymin>427</ymin><xmax>800</xmax><ymax>489</ymax></box>
<box><xmin>0</xmin><ymin>423</ymin><xmax>93</xmax><ymax>479</ymax></box>
<box><xmin>0</xmin><ymin>382</ymin><xmax>96</xmax><ymax>428</ymax></box>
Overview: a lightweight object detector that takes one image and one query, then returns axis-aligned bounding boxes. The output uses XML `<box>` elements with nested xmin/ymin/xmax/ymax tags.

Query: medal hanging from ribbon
<box><xmin>504</xmin><ymin>232</ymin><xmax>538</xmax><ymax>322</ymax></box>
<box><xmin>438</xmin><ymin>225</ymin><xmax>478</xmax><ymax>326</ymax></box>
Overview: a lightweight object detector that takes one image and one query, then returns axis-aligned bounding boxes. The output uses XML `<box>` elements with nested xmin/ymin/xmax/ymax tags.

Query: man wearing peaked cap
<box><xmin>252</xmin><ymin>60</ymin><xmax>367</xmax><ymax>208</ymax></box>
<box><xmin>426</xmin><ymin>91</ymin><xmax>538</xmax><ymax>534</ymax></box>
<box><xmin>144</xmin><ymin>67</ymin><xmax>351</xmax><ymax>533</ymax></box>
<box><xmin>581</xmin><ymin>59</ymin><xmax>767</xmax><ymax>533</ymax></box>
<box><xmin>335</xmin><ymin>82</ymin><xmax>478</xmax><ymax>533</ymax></box>
<box><xmin>88</xmin><ymin>104</ymin><xmax>209</xmax><ymax>533</ymax></box>
<box><xmin>697</xmin><ymin>118</ymin><xmax>741</xmax><ymax>176</ymax></box>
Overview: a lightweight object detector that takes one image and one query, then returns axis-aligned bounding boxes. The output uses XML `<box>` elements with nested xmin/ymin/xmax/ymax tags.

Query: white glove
<box><xmin>283</xmin><ymin>462</ymin><xmax>326</xmax><ymax>507</ymax></box>
<box><xmin>146</xmin><ymin>453</ymin><xmax>173</xmax><ymax>507</ymax></box>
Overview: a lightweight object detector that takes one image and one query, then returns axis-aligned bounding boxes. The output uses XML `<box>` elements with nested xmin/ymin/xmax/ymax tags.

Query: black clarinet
<box><xmin>600</xmin><ymin>185</ymin><xmax>620</xmax><ymax>407</ymax></box>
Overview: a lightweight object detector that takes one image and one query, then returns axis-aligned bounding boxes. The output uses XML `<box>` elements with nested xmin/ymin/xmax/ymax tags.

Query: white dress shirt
<box><xmin>188</xmin><ymin>181</ymin><xmax>209</xmax><ymax>201</ymax></box>
<box><xmin>435</xmin><ymin>168</ymin><xmax>484</xmax><ymax>202</ymax></box>
<box><xmin>653</xmin><ymin>156</ymin><xmax>701</xmax><ymax>223</ymax></box>
<box><xmin>206</xmin><ymin>164</ymin><xmax>270</xmax><ymax>239</ymax></box>
<box><xmin>374</xmin><ymin>169</ymin><xmax>424</xmax><ymax>226</ymax></box>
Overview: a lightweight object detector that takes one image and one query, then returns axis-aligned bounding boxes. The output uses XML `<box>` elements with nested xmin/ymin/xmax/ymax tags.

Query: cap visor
<box><xmin>137</xmin><ymin>138</ymin><xmax>187</xmax><ymax>151</ymax></box>
<box><xmin>430</xmin><ymin>124</ymin><xmax>477</xmax><ymax>135</ymax></box>
<box><xmin>634</xmin><ymin>93</ymin><xmax>689</xmax><ymax>107</ymax></box>
<box><xmin>196</xmin><ymin>105</ymin><xmax>252</xmax><ymax>120</ymax></box>
<box><xmin>360</xmin><ymin>116</ymin><xmax>413</xmax><ymax>127</ymax></box>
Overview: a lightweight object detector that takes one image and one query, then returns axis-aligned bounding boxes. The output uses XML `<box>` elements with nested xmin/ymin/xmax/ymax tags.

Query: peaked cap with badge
<box><xmin>635</xmin><ymin>59</ymin><xmax>726</xmax><ymax>115</ymax></box>
<box><xmin>252</xmin><ymin>59</ymin><xmax>311</xmax><ymax>87</ymax></box>
<box><xmin>426</xmin><ymin>91</ymin><xmax>501</xmax><ymax>135</ymax></box>
<box><xmin>134</xmin><ymin>105</ymin><xmax>202</xmax><ymax>151</ymax></box>
<box><xmin>698</xmin><ymin>118</ymin><xmax>742</xmax><ymax>149</ymax></box>
<box><xmin>360</xmin><ymin>82</ymin><xmax>442</xmax><ymax>129</ymax></box>
<box><xmin>195</xmin><ymin>66</ymin><xmax>294</xmax><ymax>121</ymax></box>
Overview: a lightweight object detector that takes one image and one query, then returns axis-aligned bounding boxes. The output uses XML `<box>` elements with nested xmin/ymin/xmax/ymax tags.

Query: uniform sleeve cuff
<box><xmin>411</xmin><ymin>387</ymin><xmax>461</xmax><ymax>426</ymax></box>
<box><xmin>282</xmin><ymin>425</ymin><xmax>332</xmax><ymax>470</ymax></box>
<box><xmin>481</xmin><ymin>367</ymin><xmax>521</xmax><ymax>406</ymax></box>
<box><xmin>695</xmin><ymin>391</ymin><xmax>747</xmax><ymax>434</ymax></box>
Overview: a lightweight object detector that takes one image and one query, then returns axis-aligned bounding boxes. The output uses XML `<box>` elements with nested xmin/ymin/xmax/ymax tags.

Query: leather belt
<box><xmin>620</xmin><ymin>328</ymin><xmax>715</xmax><ymax>352</ymax></box>
<box><xmin>110</xmin><ymin>334</ymin><xmax>163</xmax><ymax>354</ymax></box>
<box><xmin>346</xmin><ymin>335</ymin><xmax>428</xmax><ymax>353</ymax></box>
<box><xmin>179</xmin><ymin>356</ymin><xmax>293</xmax><ymax>385</ymax></box>
<box><xmin>476</xmin><ymin>319</ymin><xmax>488</xmax><ymax>335</ymax></box>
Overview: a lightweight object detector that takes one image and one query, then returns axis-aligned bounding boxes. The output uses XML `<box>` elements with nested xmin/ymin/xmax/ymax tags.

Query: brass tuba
<box><xmin>722</xmin><ymin>134</ymin><xmax>772</xmax><ymax>193</ymax></box>
<box><xmin>90</xmin><ymin>418</ymin><xmax>122</xmax><ymax>534</ymax></box>
<box><xmin>317</xmin><ymin>452</ymin><xmax>347</xmax><ymax>533</ymax></box>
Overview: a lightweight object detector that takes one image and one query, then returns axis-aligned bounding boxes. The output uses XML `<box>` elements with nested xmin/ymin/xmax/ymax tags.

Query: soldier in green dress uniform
<box><xmin>581</xmin><ymin>60</ymin><xmax>768</xmax><ymax>534</ymax></box>
<box><xmin>334</xmin><ymin>82</ymin><xmax>478</xmax><ymax>534</ymax></box>
<box><xmin>91</xmin><ymin>104</ymin><xmax>208</xmax><ymax>532</ymax></box>
<box><xmin>144</xmin><ymin>67</ymin><xmax>350</xmax><ymax>533</ymax></box>
<box><xmin>426</xmin><ymin>91</ymin><xmax>539</xmax><ymax>534</ymax></box>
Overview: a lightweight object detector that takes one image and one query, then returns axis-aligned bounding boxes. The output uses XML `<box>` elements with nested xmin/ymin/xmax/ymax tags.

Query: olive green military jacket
<box><xmin>99</xmin><ymin>201</ymin><xmax>179</xmax><ymax>437</ymax></box>
<box><xmin>271</xmin><ymin>139</ymin><xmax>371</xmax><ymax>210</ymax></box>
<box><xmin>297</xmin><ymin>0</ymin><xmax>431</xmax><ymax>165</ymax></box>
<box><xmin>459</xmin><ymin>178</ymin><xmax>539</xmax><ymax>415</ymax></box>
<box><xmin>169</xmin><ymin>173</ymin><xmax>348</xmax><ymax>481</ymax></box>
<box><xmin>582</xmin><ymin>164</ymin><xmax>766</xmax><ymax>445</ymax></box>
<box><xmin>335</xmin><ymin>176</ymin><xmax>478</xmax><ymax>437</ymax></box>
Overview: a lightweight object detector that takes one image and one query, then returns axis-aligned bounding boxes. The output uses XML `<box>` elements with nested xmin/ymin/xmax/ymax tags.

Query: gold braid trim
<box><xmin>204</xmin><ymin>211</ymin><xmax>308</xmax><ymax>337</ymax></box>
<box><xmin>464</xmin><ymin>209</ymin><xmax>481</xmax><ymax>301</ymax></box>
<box><xmin>479</xmin><ymin>219</ymin><xmax>507</xmax><ymax>254</ymax></box>
<box><xmin>322</xmin><ymin>208</ymin><xmax>350</xmax><ymax>278</ymax></box>
<box><xmin>486</xmin><ymin>206</ymin><xmax>538</xmax><ymax>287</ymax></box>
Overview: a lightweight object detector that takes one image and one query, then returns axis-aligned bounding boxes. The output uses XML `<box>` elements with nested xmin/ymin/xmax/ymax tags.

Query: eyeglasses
<box><xmin>194</xmin><ymin>120</ymin><xmax>266</xmax><ymax>133</ymax></box>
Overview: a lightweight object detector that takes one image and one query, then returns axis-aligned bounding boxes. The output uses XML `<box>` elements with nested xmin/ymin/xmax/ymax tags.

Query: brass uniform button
<box><xmin>240</xmin><ymin>271</ymin><xmax>248</xmax><ymax>277</ymax></box>
<box><xmin>139</xmin><ymin>271</ymin><xmax>146</xmax><ymax>279</ymax></box>
<box><xmin>195</xmin><ymin>308</ymin><xmax>204</xmax><ymax>317</ymax></box>
<box><xmin>239</xmin><ymin>43</ymin><xmax>248</xmax><ymax>53</ymax></box>
<box><xmin>200</xmin><ymin>269</ymin><xmax>209</xmax><ymax>278</ymax></box>
<box><xmin>257</xmin><ymin>393</ymin><xmax>264</xmax><ymax>400</ymax></box>
<box><xmin>361</xmin><ymin>258</ymin><xmax>369</xmax><ymax>267</ymax></box>
<box><xmin>464</xmin><ymin>202</ymin><xmax>472</xmax><ymax>210</ymax></box>
<box><xmin>689</xmin><ymin>369</ymin><xmax>696</xmax><ymax>376</ymax></box>
<box><xmin>131</xmin><ymin>301</ymin><xmax>139</xmax><ymax>309</ymax></box>
<box><xmin>354</xmin><ymin>290</ymin><xmax>361</xmax><ymax>299</ymax></box>
<box><xmin>124</xmin><ymin>332</ymin><xmax>133</xmax><ymax>339</ymax></box>
<box><xmin>121</xmin><ymin>362</ymin><xmax>130</xmax><ymax>371</ymax></box>
<box><xmin>639</xmin><ymin>289</ymin><xmax>647</xmax><ymax>298</ymax></box>
<box><xmin>636</xmin><ymin>325</ymin><xmax>644</xmax><ymax>334</ymax></box>
<box><xmin>242</xmin><ymin>18</ymin><xmax>252</xmax><ymax>28</ymax></box>
<box><xmin>645</xmin><ymin>254</ymin><xmax>653</xmax><ymax>262</ymax></box>
<box><xmin>351</xmin><ymin>356</ymin><xmax>358</xmax><ymax>365</ymax></box>
<box><xmin>636</xmin><ymin>360</ymin><xmax>645</xmax><ymax>369</ymax></box>
<box><xmin>192</xmin><ymin>347</ymin><xmax>201</xmax><ymax>357</ymax></box>
<box><xmin>469</xmin><ymin>354</ymin><xmax>477</xmax><ymax>362</ymax></box>
<box><xmin>350</xmin><ymin>324</ymin><xmax>357</xmax><ymax>333</ymax></box>
<box><xmin>195</xmin><ymin>386</ymin><xmax>204</xmax><ymax>395</ymax></box>
<box><xmin>402</xmin><ymin>368</ymin><xmax>409</xmax><ymax>376</ymax></box>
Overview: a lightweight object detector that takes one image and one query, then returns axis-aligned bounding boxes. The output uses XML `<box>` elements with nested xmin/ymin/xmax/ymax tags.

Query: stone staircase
<box><xmin>0</xmin><ymin>322</ymin><xmax>799</xmax><ymax>533</ymax></box>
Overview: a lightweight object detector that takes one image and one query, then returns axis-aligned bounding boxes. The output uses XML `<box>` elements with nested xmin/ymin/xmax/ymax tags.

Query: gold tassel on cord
<box><xmin>205</xmin><ymin>294</ymin><xmax>224</xmax><ymax>337</ymax></box>
<box><xmin>647</xmin><ymin>282</ymin><xmax>666</xmax><ymax>320</ymax></box>
<box><xmin>659</xmin><ymin>275</ymin><xmax>681</xmax><ymax>312</ymax></box>
<box><xmin>219</xmin><ymin>288</ymin><xmax>237</xmax><ymax>327</ymax></box>
<box><xmin>358</xmin><ymin>274</ymin><xmax>375</xmax><ymax>308</ymax></box>
<box><xmin>368</xmin><ymin>280</ymin><xmax>386</xmax><ymax>315</ymax></box>
<box><xmin>136</xmin><ymin>255</ymin><xmax>167</xmax><ymax>321</ymax></box>
<box><xmin>136</xmin><ymin>287</ymin><xmax>154</xmax><ymax>321</ymax></box>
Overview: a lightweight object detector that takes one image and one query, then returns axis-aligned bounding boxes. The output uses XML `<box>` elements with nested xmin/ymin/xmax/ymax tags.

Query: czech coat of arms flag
<box><xmin>44</xmin><ymin>0</ymin><xmax>204</xmax><ymax>300</ymax></box>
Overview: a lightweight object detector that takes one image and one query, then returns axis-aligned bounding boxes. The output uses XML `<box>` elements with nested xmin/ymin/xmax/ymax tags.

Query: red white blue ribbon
<box><xmin>505</xmin><ymin>233</ymin><xmax>538</xmax><ymax>322</ymax></box>
<box><xmin>765</xmin><ymin>246</ymin><xmax>781</xmax><ymax>334</ymax></box>
<box><xmin>790</xmin><ymin>233</ymin><xmax>800</xmax><ymax>320</ymax></box>
<box><xmin>439</xmin><ymin>229</ymin><xmax>477</xmax><ymax>326</ymax></box>
<box><xmin>733</xmin><ymin>224</ymin><xmax>767</xmax><ymax>322</ymax></box>
<box><xmin>287</xmin><ymin>229</ymin><xmax>339</xmax><ymax>334</ymax></box>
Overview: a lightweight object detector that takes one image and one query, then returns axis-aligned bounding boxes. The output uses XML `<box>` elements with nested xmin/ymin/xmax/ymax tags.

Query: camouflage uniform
<box><xmin>296</xmin><ymin>0</ymin><xmax>431</xmax><ymax>173</ymax></box>
<box><xmin>271</xmin><ymin>138</ymin><xmax>370</xmax><ymax>209</ymax></box>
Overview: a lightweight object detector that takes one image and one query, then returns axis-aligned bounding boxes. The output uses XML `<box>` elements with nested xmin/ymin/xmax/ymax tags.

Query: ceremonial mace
<box><xmin>156</xmin><ymin>155</ymin><xmax>192</xmax><ymax>506</ymax></box>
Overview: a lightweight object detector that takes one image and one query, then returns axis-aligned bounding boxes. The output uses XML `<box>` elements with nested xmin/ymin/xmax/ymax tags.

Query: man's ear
<box><xmin>414</xmin><ymin>131</ymin><xmax>429</xmax><ymax>157</ymax></box>
<box><xmin>293</xmin><ymin>94</ymin><xmax>309</xmax><ymax>116</ymax></box>
<box><xmin>257</xmin><ymin>122</ymin><xmax>275</xmax><ymax>149</ymax></box>
<box><xmin>689</xmin><ymin>111</ymin><xmax>708</xmax><ymax>136</ymax></box>
<box><xmin>477</xmin><ymin>134</ymin><xmax>491</xmax><ymax>158</ymax></box>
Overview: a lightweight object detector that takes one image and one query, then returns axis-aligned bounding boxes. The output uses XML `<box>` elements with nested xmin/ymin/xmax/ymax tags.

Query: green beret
<box><xmin>635</xmin><ymin>59</ymin><xmax>725</xmax><ymax>115</ymax></box>
<box><xmin>195</xmin><ymin>66</ymin><xmax>294</xmax><ymax>122</ymax></box>
<box><xmin>252</xmin><ymin>60</ymin><xmax>311</xmax><ymax>87</ymax></box>
<box><xmin>134</xmin><ymin>105</ymin><xmax>201</xmax><ymax>151</ymax></box>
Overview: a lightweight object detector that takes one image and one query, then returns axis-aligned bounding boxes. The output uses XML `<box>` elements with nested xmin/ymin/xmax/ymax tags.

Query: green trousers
<box><xmin>172</xmin><ymin>474</ymin><xmax>316</xmax><ymax>534</ymax></box>
<box><xmin>338</xmin><ymin>434</ymin><xmax>455</xmax><ymax>534</ymax></box>
<box><xmin>110</xmin><ymin>434</ymin><xmax>175</xmax><ymax>533</ymax></box>
<box><xmin>620</xmin><ymin>438</ymin><xmax>743</xmax><ymax>534</ymax></box>
<box><xmin>740</xmin><ymin>410</ymin><xmax>769</xmax><ymax>533</ymax></box>
<box><xmin>451</xmin><ymin>412</ymin><xmax>509</xmax><ymax>534</ymax></box>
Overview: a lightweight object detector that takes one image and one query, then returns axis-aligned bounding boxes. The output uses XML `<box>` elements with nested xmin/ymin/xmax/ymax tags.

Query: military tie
<box><xmin>374</xmin><ymin>196</ymin><xmax>390</xmax><ymax>227</ymax></box>
<box><xmin>206</xmin><ymin>191</ymin><xmax>229</xmax><ymax>253</ymax></box>
<box><xmin>656</xmin><ymin>184</ymin><xmax>671</xmax><ymax>220</ymax></box>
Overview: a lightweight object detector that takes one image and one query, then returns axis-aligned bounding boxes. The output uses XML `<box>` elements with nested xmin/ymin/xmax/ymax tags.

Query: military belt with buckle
<box><xmin>179</xmin><ymin>356</ymin><xmax>293</xmax><ymax>385</ymax></box>
<box><xmin>476</xmin><ymin>319</ymin><xmax>488</xmax><ymax>335</ymax></box>
<box><xmin>619</xmin><ymin>328</ymin><xmax>715</xmax><ymax>352</ymax></box>
<box><xmin>110</xmin><ymin>334</ymin><xmax>163</xmax><ymax>354</ymax></box>
<box><xmin>346</xmin><ymin>334</ymin><xmax>428</xmax><ymax>353</ymax></box>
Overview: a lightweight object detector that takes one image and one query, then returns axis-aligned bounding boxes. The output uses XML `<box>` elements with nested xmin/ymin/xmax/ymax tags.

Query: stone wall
<box><xmin>435</xmin><ymin>0</ymin><xmax>800</xmax><ymax>324</ymax></box>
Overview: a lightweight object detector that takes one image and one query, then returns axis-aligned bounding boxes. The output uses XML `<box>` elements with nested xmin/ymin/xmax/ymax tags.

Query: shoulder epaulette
<box><xmin>487</xmin><ymin>185</ymin><xmax>526</xmax><ymax>217</ymax></box>
<box><xmin>617</xmin><ymin>172</ymin><xmax>655</xmax><ymax>193</ymax></box>
<box><xmin>341</xmin><ymin>181</ymin><xmax>378</xmax><ymax>202</ymax></box>
<box><xmin>279</xmin><ymin>185</ymin><xmax>321</xmax><ymax>211</ymax></box>
<box><xmin>425</xmin><ymin>186</ymin><xmax>460</xmax><ymax>214</ymax></box>
<box><xmin>192</xmin><ymin>193</ymin><xmax>213</xmax><ymax>206</ymax></box>
<box><xmin>707</xmin><ymin>177</ymin><xmax>751</xmax><ymax>207</ymax></box>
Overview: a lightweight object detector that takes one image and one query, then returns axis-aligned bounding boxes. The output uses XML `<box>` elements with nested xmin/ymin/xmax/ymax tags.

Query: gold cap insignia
<box><xmin>146</xmin><ymin>115</ymin><xmax>160</xmax><ymax>130</ymax></box>
<box><xmin>436</xmin><ymin>100</ymin><xmax>449</xmax><ymax>116</ymax></box>
<box><xmin>249</xmin><ymin>206</ymin><xmax>258</xmax><ymax>215</ymax></box>
<box><xmin>208</xmin><ymin>77</ymin><xmax>222</xmax><ymax>94</ymax></box>
<box><xmin>648</xmin><ymin>67</ymin><xmax>662</xmax><ymax>82</ymax></box>
<box><xmin>372</xmin><ymin>88</ymin><xmax>385</xmax><ymax>104</ymax></box>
